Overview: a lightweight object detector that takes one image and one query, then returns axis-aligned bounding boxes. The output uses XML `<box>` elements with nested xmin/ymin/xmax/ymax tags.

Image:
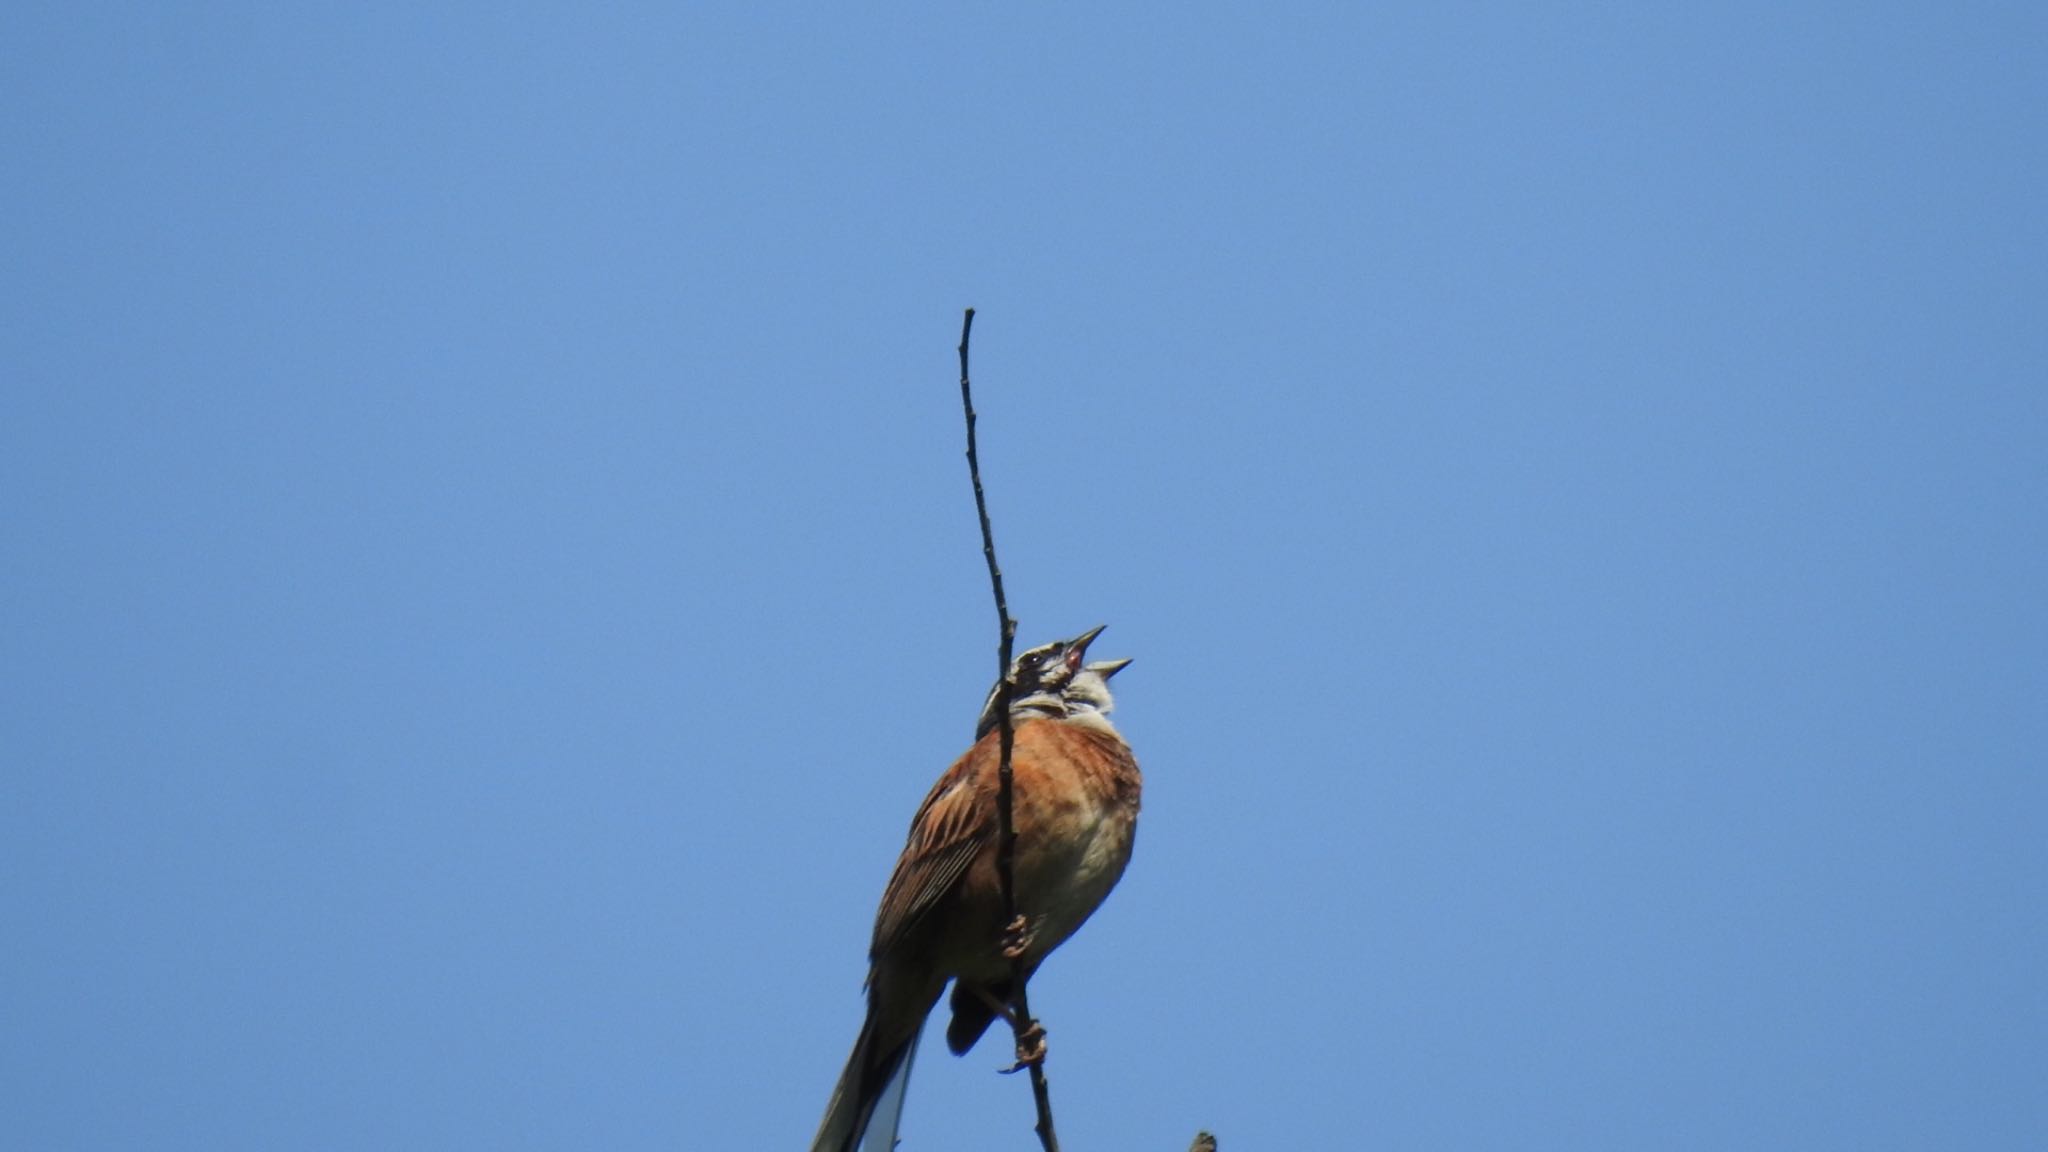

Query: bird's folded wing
<box><xmin>869</xmin><ymin>747</ymin><xmax>991</xmax><ymax>961</ymax></box>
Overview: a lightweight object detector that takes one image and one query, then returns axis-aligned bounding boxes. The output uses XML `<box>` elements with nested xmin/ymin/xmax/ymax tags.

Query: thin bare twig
<box><xmin>957</xmin><ymin>307</ymin><xmax>1059</xmax><ymax>1152</ymax></box>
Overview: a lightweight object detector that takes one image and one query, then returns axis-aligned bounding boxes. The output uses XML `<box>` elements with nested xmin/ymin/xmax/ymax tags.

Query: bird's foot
<box><xmin>1001</xmin><ymin>1019</ymin><xmax>1047</xmax><ymax>1074</ymax></box>
<box><xmin>1001</xmin><ymin>914</ymin><xmax>1035</xmax><ymax>961</ymax></box>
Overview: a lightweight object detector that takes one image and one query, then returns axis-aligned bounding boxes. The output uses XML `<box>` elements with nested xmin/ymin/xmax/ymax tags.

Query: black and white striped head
<box><xmin>974</xmin><ymin>624</ymin><xmax>1132</xmax><ymax>739</ymax></box>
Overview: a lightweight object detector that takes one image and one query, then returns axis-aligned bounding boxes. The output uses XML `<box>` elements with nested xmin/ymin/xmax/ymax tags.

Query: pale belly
<box><xmin>1007</xmin><ymin>806</ymin><xmax>1135</xmax><ymax>968</ymax></box>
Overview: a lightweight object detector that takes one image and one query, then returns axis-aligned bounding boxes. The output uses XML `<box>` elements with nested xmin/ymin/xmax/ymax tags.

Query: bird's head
<box><xmin>975</xmin><ymin>624</ymin><xmax>1132</xmax><ymax>739</ymax></box>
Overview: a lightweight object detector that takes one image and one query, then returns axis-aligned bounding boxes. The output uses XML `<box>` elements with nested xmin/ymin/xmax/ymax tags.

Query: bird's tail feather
<box><xmin>865</xmin><ymin>1024</ymin><xmax>917</xmax><ymax>1151</ymax></box>
<box><xmin>810</xmin><ymin>1016</ymin><xmax>921</xmax><ymax>1152</ymax></box>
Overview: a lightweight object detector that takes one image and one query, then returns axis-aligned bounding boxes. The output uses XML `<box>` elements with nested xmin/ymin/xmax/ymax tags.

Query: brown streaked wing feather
<box><xmin>868</xmin><ymin>740</ymin><xmax>993</xmax><ymax>962</ymax></box>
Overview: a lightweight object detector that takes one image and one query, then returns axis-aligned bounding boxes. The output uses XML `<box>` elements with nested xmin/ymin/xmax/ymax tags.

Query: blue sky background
<box><xmin>5</xmin><ymin>3</ymin><xmax>2044</xmax><ymax>1149</ymax></box>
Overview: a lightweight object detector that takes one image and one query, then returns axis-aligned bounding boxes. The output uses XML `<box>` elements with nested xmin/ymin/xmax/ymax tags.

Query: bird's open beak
<box><xmin>1068</xmin><ymin>625</ymin><xmax>1129</xmax><ymax>678</ymax></box>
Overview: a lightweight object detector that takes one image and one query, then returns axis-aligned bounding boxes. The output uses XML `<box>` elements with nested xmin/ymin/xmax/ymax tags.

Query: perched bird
<box><xmin>811</xmin><ymin>625</ymin><xmax>1141</xmax><ymax>1152</ymax></box>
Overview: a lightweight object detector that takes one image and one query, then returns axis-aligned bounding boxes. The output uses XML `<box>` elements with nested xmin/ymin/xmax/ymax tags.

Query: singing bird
<box><xmin>811</xmin><ymin>625</ymin><xmax>1141</xmax><ymax>1152</ymax></box>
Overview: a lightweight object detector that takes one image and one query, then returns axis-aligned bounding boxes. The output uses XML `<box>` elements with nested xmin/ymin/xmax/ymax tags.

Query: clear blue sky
<box><xmin>4</xmin><ymin>3</ymin><xmax>2044</xmax><ymax>1149</ymax></box>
